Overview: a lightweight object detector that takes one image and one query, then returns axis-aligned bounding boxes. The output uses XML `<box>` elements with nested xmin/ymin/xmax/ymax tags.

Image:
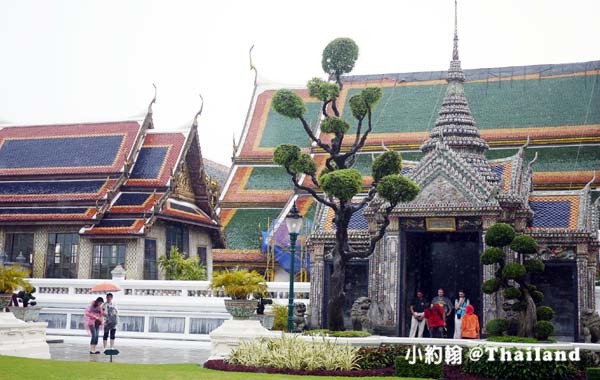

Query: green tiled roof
<box><xmin>348</xmin><ymin>152</ymin><xmax>422</xmax><ymax>176</ymax></box>
<box><xmin>342</xmin><ymin>85</ymin><xmax>444</xmax><ymax>134</ymax></box>
<box><xmin>352</xmin><ymin>154</ymin><xmax>374</xmax><ymax>176</ymax></box>
<box><xmin>341</xmin><ymin>74</ymin><xmax>600</xmax><ymax>134</ymax></box>
<box><xmin>467</xmin><ymin>76</ymin><xmax>600</xmax><ymax>129</ymax></box>
<box><xmin>225</xmin><ymin>208</ymin><xmax>281</xmax><ymax>249</ymax></box>
<box><xmin>486</xmin><ymin>146</ymin><xmax>600</xmax><ymax>172</ymax></box>
<box><xmin>401</xmin><ymin>152</ymin><xmax>424</xmax><ymax>161</ymax></box>
<box><xmin>244</xmin><ymin>167</ymin><xmax>294</xmax><ymax>190</ymax></box>
<box><xmin>259</xmin><ymin>102</ymin><xmax>322</xmax><ymax>148</ymax></box>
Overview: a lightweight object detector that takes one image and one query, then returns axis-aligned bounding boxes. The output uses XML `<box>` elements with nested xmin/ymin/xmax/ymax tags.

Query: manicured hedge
<box><xmin>394</xmin><ymin>356</ymin><xmax>442</xmax><ymax>379</ymax></box>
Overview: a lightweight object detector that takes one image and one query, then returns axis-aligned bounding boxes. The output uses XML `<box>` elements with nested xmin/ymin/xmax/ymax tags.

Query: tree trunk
<box><xmin>327</xmin><ymin>204</ymin><xmax>352</xmax><ymax>331</ymax></box>
<box><xmin>327</xmin><ymin>247</ymin><xmax>346</xmax><ymax>331</ymax></box>
<box><xmin>518</xmin><ymin>288</ymin><xmax>537</xmax><ymax>337</ymax></box>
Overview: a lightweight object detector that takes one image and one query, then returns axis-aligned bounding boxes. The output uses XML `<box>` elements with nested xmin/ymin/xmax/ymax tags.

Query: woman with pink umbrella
<box><xmin>84</xmin><ymin>297</ymin><xmax>104</xmax><ymax>354</ymax></box>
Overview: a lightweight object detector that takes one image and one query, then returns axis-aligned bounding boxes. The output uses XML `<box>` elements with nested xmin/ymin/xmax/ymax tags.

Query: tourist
<box><xmin>424</xmin><ymin>302</ymin><xmax>445</xmax><ymax>338</ymax></box>
<box><xmin>409</xmin><ymin>290</ymin><xmax>428</xmax><ymax>338</ymax></box>
<box><xmin>431</xmin><ymin>288</ymin><xmax>453</xmax><ymax>337</ymax></box>
<box><xmin>102</xmin><ymin>293</ymin><xmax>118</xmax><ymax>351</ymax></box>
<box><xmin>460</xmin><ymin>304</ymin><xmax>480</xmax><ymax>339</ymax></box>
<box><xmin>453</xmin><ymin>290</ymin><xmax>470</xmax><ymax>339</ymax></box>
<box><xmin>84</xmin><ymin>297</ymin><xmax>104</xmax><ymax>354</ymax></box>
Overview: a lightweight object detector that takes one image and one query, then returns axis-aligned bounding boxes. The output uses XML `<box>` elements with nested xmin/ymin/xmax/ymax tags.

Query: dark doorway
<box><xmin>530</xmin><ymin>262</ymin><xmax>578</xmax><ymax>341</ymax></box>
<box><xmin>402</xmin><ymin>231</ymin><xmax>481</xmax><ymax>337</ymax></box>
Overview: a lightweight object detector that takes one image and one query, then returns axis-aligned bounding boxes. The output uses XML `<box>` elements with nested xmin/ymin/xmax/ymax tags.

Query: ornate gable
<box><xmin>409</xmin><ymin>145</ymin><xmax>498</xmax><ymax>206</ymax></box>
<box><xmin>172</xmin><ymin>162</ymin><xmax>195</xmax><ymax>203</ymax></box>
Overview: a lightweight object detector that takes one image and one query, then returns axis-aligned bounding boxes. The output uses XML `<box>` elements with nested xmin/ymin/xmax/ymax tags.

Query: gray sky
<box><xmin>0</xmin><ymin>0</ymin><xmax>598</xmax><ymax>166</ymax></box>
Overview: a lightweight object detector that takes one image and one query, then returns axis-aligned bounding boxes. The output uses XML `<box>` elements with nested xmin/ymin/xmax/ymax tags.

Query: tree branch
<box><xmin>299</xmin><ymin>116</ymin><xmax>331</xmax><ymax>154</ymax></box>
<box><xmin>351</xmin><ymin>184</ymin><xmax>378</xmax><ymax>212</ymax></box>
<box><xmin>344</xmin><ymin>200</ymin><xmax>397</xmax><ymax>259</ymax></box>
<box><xmin>310</xmin><ymin>173</ymin><xmax>320</xmax><ymax>188</ymax></box>
<box><xmin>286</xmin><ymin>167</ymin><xmax>337</xmax><ymax>210</ymax></box>
<box><xmin>322</xmin><ymin>100</ymin><xmax>330</xmax><ymax>119</ymax></box>
<box><xmin>338</xmin><ymin>105</ymin><xmax>373</xmax><ymax>162</ymax></box>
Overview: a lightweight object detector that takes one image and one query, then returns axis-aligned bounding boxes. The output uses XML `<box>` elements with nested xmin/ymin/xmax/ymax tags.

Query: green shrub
<box><xmin>503</xmin><ymin>287</ymin><xmax>522</xmax><ymax>299</ymax></box>
<box><xmin>578</xmin><ymin>351</ymin><xmax>600</xmax><ymax>370</ymax></box>
<box><xmin>273</xmin><ymin>144</ymin><xmax>301</xmax><ymax>167</ymax></box>
<box><xmin>531</xmin><ymin>290</ymin><xmax>544</xmax><ymax>304</ymax></box>
<box><xmin>537</xmin><ymin>306</ymin><xmax>555</xmax><ymax>321</ymax></box>
<box><xmin>587</xmin><ymin>368</ymin><xmax>600</xmax><ymax>380</ymax></box>
<box><xmin>481</xmin><ymin>247</ymin><xmax>505</xmax><ymax>265</ymax></box>
<box><xmin>271</xmin><ymin>304</ymin><xmax>288</xmax><ymax>331</ymax></box>
<box><xmin>486</xmin><ymin>335</ymin><xmax>540</xmax><ymax>343</ymax></box>
<box><xmin>510</xmin><ymin>234</ymin><xmax>539</xmax><ymax>254</ymax></box>
<box><xmin>227</xmin><ymin>335</ymin><xmax>360</xmax><ymax>371</ymax></box>
<box><xmin>157</xmin><ymin>247</ymin><xmax>206</xmax><ymax>280</ymax></box>
<box><xmin>318</xmin><ymin>169</ymin><xmax>362</xmax><ymax>201</ymax></box>
<box><xmin>371</xmin><ymin>151</ymin><xmax>401</xmax><ymax>182</ymax></box>
<box><xmin>486</xmin><ymin>318</ymin><xmax>509</xmax><ymax>336</ymax></box>
<box><xmin>376</xmin><ymin>174</ymin><xmax>419</xmax><ymax>204</ymax></box>
<box><xmin>525</xmin><ymin>259</ymin><xmax>545</xmax><ymax>274</ymax></box>
<box><xmin>394</xmin><ymin>355</ymin><xmax>442</xmax><ymax>379</ymax></box>
<box><xmin>463</xmin><ymin>346</ymin><xmax>577</xmax><ymax>380</ymax></box>
<box><xmin>535</xmin><ymin>320</ymin><xmax>554</xmax><ymax>340</ymax></box>
<box><xmin>307</xmin><ymin>77</ymin><xmax>339</xmax><ymax>102</ymax></box>
<box><xmin>321</xmin><ymin>38</ymin><xmax>358</xmax><ymax>77</ymax></box>
<box><xmin>290</xmin><ymin>153</ymin><xmax>316</xmax><ymax>175</ymax></box>
<box><xmin>482</xmin><ymin>278</ymin><xmax>500</xmax><ymax>294</ymax></box>
<box><xmin>356</xmin><ymin>344</ymin><xmax>407</xmax><ymax>369</ymax></box>
<box><xmin>502</xmin><ymin>262</ymin><xmax>527</xmax><ymax>280</ymax></box>
<box><xmin>320</xmin><ymin>117</ymin><xmax>349</xmax><ymax>134</ymax></box>
<box><xmin>272</xmin><ymin>89</ymin><xmax>305</xmax><ymax>118</ymax></box>
<box><xmin>485</xmin><ymin>222</ymin><xmax>515</xmax><ymax>247</ymax></box>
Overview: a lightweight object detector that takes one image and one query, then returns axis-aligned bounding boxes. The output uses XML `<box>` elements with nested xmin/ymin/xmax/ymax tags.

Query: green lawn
<box><xmin>0</xmin><ymin>355</ymin><xmax>426</xmax><ymax>380</ymax></box>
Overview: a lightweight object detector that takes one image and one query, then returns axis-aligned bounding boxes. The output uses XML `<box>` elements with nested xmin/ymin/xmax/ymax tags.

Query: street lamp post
<box><xmin>285</xmin><ymin>202</ymin><xmax>303</xmax><ymax>333</ymax></box>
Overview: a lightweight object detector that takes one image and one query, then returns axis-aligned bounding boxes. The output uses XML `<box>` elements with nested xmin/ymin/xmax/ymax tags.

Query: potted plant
<box><xmin>210</xmin><ymin>268</ymin><xmax>267</xmax><ymax>319</ymax></box>
<box><xmin>0</xmin><ymin>265</ymin><xmax>32</xmax><ymax>311</ymax></box>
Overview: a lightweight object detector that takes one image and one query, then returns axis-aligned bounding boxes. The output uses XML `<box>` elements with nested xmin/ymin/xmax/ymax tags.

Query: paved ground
<box><xmin>48</xmin><ymin>336</ymin><xmax>211</xmax><ymax>364</ymax></box>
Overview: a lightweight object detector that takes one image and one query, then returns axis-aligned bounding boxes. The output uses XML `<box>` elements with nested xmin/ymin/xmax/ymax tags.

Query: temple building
<box><xmin>0</xmin><ymin>99</ymin><xmax>224</xmax><ymax>280</ymax></box>
<box><xmin>218</xmin><ymin>12</ymin><xmax>599</xmax><ymax>340</ymax></box>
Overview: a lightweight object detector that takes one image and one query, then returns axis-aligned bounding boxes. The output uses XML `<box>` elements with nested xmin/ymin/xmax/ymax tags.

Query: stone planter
<box><xmin>224</xmin><ymin>299</ymin><xmax>257</xmax><ymax>319</ymax></box>
<box><xmin>9</xmin><ymin>306</ymin><xmax>42</xmax><ymax>322</ymax></box>
<box><xmin>249</xmin><ymin>314</ymin><xmax>275</xmax><ymax>329</ymax></box>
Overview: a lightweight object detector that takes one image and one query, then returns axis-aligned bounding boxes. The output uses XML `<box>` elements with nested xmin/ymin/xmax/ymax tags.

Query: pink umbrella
<box><xmin>90</xmin><ymin>282</ymin><xmax>121</xmax><ymax>293</ymax></box>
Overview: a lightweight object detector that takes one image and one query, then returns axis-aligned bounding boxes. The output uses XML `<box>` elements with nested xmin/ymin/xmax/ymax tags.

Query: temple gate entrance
<box><xmin>401</xmin><ymin>231</ymin><xmax>482</xmax><ymax>337</ymax></box>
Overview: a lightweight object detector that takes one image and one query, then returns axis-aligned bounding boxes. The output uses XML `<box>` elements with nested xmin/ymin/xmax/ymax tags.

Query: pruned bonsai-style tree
<box><xmin>272</xmin><ymin>38</ymin><xmax>419</xmax><ymax>330</ymax></box>
<box><xmin>482</xmin><ymin>222</ymin><xmax>555</xmax><ymax>339</ymax></box>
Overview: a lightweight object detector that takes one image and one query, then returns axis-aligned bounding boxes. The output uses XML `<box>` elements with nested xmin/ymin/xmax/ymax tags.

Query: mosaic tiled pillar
<box><xmin>588</xmin><ymin>262</ymin><xmax>596</xmax><ymax>311</ymax></box>
<box><xmin>308</xmin><ymin>244</ymin><xmax>324</xmax><ymax>328</ymax></box>
<box><xmin>77</xmin><ymin>239</ymin><xmax>92</xmax><ymax>279</ymax></box>
<box><xmin>576</xmin><ymin>252</ymin><xmax>587</xmax><ymax>338</ymax></box>
<box><xmin>0</xmin><ymin>229</ymin><xmax>5</xmax><ymax>255</ymax></box>
<box><xmin>32</xmin><ymin>229</ymin><xmax>49</xmax><ymax>278</ymax></box>
<box><xmin>367</xmin><ymin>217</ymin><xmax>399</xmax><ymax>328</ymax></box>
<box><xmin>384</xmin><ymin>234</ymin><xmax>400</xmax><ymax>324</ymax></box>
<box><xmin>368</xmin><ymin>236</ymin><xmax>383</xmax><ymax>305</ymax></box>
<box><xmin>122</xmin><ymin>239</ymin><xmax>140</xmax><ymax>280</ymax></box>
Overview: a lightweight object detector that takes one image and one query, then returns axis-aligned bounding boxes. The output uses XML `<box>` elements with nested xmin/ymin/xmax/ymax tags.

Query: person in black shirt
<box><xmin>409</xmin><ymin>290</ymin><xmax>428</xmax><ymax>337</ymax></box>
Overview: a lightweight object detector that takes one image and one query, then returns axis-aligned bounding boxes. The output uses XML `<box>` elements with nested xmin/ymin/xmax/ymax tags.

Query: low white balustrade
<box><xmin>26</xmin><ymin>278</ymin><xmax>310</xmax><ymax>341</ymax></box>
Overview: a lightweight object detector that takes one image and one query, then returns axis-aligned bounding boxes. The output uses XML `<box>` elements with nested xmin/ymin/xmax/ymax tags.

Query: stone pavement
<box><xmin>48</xmin><ymin>336</ymin><xmax>211</xmax><ymax>364</ymax></box>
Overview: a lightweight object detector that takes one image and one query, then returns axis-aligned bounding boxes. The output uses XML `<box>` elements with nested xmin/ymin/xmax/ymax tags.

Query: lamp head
<box><xmin>285</xmin><ymin>202</ymin><xmax>303</xmax><ymax>234</ymax></box>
